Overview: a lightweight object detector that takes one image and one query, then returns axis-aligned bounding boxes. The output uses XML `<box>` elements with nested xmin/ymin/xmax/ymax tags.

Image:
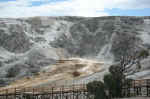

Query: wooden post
<box><xmin>147</xmin><ymin>79</ymin><xmax>149</xmax><ymax>97</ymax></box>
<box><xmin>52</xmin><ymin>87</ymin><xmax>54</xmax><ymax>99</ymax></box>
<box><xmin>73</xmin><ymin>84</ymin><xmax>75</xmax><ymax>99</ymax></box>
<box><xmin>33</xmin><ymin>88</ymin><xmax>34</xmax><ymax>99</ymax></box>
<box><xmin>60</xmin><ymin>87</ymin><xmax>61</xmax><ymax>99</ymax></box>
<box><xmin>5</xmin><ymin>89</ymin><xmax>8</xmax><ymax>99</ymax></box>
<box><xmin>62</xmin><ymin>85</ymin><xmax>64</xmax><ymax>99</ymax></box>
<box><xmin>133</xmin><ymin>80</ymin><xmax>136</xmax><ymax>97</ymax></box>
<box><xmin>14</xmin><ymin>88</ymin><xmax>16</xmax><ymax>99</ymax></box>
<box><xmin>23</xmin><ymin>88</ymin><xmax>25</xmax><ymax>99</ymax></box>
<box><xmin>147</xmin><ymin>86</ymin><xmax>150</xmax><ymax>97</ymax></box>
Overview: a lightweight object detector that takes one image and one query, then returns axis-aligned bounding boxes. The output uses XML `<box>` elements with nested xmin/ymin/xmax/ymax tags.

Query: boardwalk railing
<box><xmin>122</xmin><ymin>79</ymin><xmax>150</xmax><ymax>97</ymax></box>
<box><xmin>1</xmin><ymin>79</ymin><xmax>150</xmax><ymax>99</ymax></box>
<box><xmin>0</xmin><ymin>84</ymin><xmax>89</xmax><ymax>99</ymax></box>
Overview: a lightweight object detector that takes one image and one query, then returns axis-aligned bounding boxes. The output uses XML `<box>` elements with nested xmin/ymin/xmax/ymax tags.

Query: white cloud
<box><xmin>0</xmin><ymin>0</ymin><xmax>150</xmax><ymax>18</ymax></box>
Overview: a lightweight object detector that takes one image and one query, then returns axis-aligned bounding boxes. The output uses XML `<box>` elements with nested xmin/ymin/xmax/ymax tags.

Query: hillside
<box><xmin>0</xmin><ymin>58</ymin><xmax>106</xmax><ymax>90</ymax></box>
<box><xmin>0</xmin><ymin>16</ymin><xmax>150</xmax><ymax>87</ymax></box>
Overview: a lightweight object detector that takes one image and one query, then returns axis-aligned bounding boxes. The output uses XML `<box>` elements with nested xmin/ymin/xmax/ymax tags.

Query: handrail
<box><xmin>0</xmin><ymin>84</ymin><xmax>87</xmax><ymax>95</ymax></box>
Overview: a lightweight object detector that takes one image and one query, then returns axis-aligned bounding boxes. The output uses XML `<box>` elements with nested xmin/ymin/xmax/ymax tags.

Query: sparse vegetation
<box><xmin>138</xmin><ymin>49</ymin><xmax>149</xmax><ymax>58</ymax></box>
<box><xmin>33</xmin><ymin>72</ymin><xmax>40</xmax><ymax>76</ymax></box>
<box><xmin>30</xmin><ymin>68</ymin><xmax>40</xmax><ymax>75</ymax></box>
<box><xmin>102</xmin><ymin>21</ymin><xmax>115</xmax><ymax>32</ymax></box>
<box><xmin>0</xmin><ymin>61</ymin><xmax>2</xmax><ymax>67</ymax></box>
<box><xmin>0</xmin><ymin>79</ymin><xmax>5</xmax><ymax>87</ymax></box>
<box><xmin>6</xmin><ymin>66</ymin><xmax>20</xmax><ymax>78</ymax></box>
<box><xmin>26</xmin><ymin>76</ymin><xmax>31</xmax><ymax>80</ymax></box>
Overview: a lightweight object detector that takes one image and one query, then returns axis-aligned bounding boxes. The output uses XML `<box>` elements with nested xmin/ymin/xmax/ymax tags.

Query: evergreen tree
<box><xmin>104</xmin><ymin>73</ymin><xmax>116</xmax><ymax>98</ymax></box>
<box><xmin>87</xmin><ymin>81</ymin><xmax>106</xmax><ymax>99</ymax></box>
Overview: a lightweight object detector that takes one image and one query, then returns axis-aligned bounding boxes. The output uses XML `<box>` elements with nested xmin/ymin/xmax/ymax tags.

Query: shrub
<box><xmin>6</xmin><ymin>66</ymin><xmax>20</xmax><ymax>78</ymax></box>
<box><xmin>0</xmin><ymin>61</ymin><xmax>2</xmax><ymax>67</ymax></box>
<box><xmin>87</xmin><ymin>81</ymin><xmax>106</xmax><ymax>99</ymax></box>
<box><xmin>138</xmin><ymin>50</ymin><xmax>149</xmax><ymax>58</ymax></box>
<box><xmin>0</xmin><ymin>79</ymin><xmax>5</xmax><ymax>87</ymax></box>
<box><xmin>33</xmin><ymin>72</ymin><xmax>40</xmax><ymax>76</ymax></box>
<box><xmin>26</xmin><ymin>76</ymin><xmax>31</xmax><ymax>80</ymax></box>
<box><xmin>30</xmin><ymin>68</ymin><xmax>40</xmax><ymax>75</ymax></box>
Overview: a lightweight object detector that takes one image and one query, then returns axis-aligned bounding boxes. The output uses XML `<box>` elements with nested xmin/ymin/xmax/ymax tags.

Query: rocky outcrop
<box><xmin>0</xmin><ymin>16</ymin><xmax>150</xmax><ymax>85</ymax></box>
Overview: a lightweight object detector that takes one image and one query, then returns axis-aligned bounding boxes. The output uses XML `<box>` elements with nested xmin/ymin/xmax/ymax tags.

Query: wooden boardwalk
<box><xmin>0</xmin><ymin>84</ymin><xmax>89</xmax><ymax>99</ymax></box>
<box><xmin>122</xmin><ymin>79</ymin><xmax>150</xmax><ymax>97</ymax></box>
<box><xmin>1</xmin><ymin>79</ymin><xmax>150</xmax><ymax>99</ymax></box>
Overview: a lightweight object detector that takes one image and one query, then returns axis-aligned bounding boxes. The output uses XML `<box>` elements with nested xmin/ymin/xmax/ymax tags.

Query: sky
<box><xmin>0</xmin><ymin>0</ymin><xmax>150</xmax><ymax>18</ymax></box>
